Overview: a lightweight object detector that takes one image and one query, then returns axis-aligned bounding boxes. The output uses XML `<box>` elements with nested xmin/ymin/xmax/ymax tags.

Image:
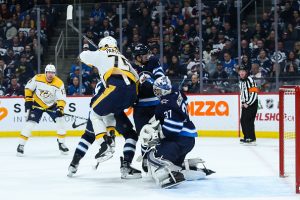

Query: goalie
<box><xmin>140</xmin><ymin>76</ymin><xmax>215</xmax><ymax>188</ymax></box>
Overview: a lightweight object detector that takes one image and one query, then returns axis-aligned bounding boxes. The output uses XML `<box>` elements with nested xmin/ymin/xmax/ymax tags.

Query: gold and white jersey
<box><xmin>79</xmin><ymin>47</ymin><xmax>139</xmax><ymax>87</ymax></box>
<box><xmin>25</xmin><ymin>74</ymin><xmax>66</xmax><ymax>109</ymax></box>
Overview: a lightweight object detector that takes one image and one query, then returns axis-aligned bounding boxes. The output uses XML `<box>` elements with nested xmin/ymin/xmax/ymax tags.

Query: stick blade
<box><xmin>67</xmin><ymin>5</ymin><xmax>73</xmax><ymax>20</ymax></box>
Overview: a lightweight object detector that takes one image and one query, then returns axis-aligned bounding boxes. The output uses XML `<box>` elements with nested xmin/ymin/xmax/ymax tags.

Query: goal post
<box><xmin>279</xmin><ymin>85</ymin><xmax>300</xmax><ymax>193</ymax></box>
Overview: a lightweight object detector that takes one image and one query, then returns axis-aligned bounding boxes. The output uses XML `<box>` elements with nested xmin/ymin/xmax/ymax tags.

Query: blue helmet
<box><xmin>153</xmin><ymin>76</ymin><xmax>172</xmax><ymax>97</ymax></box>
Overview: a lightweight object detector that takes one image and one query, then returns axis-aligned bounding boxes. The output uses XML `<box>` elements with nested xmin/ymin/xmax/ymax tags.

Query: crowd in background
<box><xmin>0</xmin><ymin>0</ymin><xmax>60</xmax><ymax>96</ymax></box>
<box><xmin>66</xmin><ymin>0</ymin><xmax>300</xmax><ymax>95</ymax></box>
<box><xmin>0</xmin><ymin>0</ymin><xmax>299</xmax><ymax>96</ymax></box>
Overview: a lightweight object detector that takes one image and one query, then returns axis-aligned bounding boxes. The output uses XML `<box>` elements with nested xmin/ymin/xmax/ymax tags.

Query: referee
<box><xmin>238</xmin><ymin>65</ymin><xmax>258</xmax><ymax>145</ymax></box>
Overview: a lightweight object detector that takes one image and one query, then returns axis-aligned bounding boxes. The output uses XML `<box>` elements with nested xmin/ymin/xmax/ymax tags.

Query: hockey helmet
<box><xmin>153</xmin><ymin>76</ymin><xmax>172</xmax><ymax>98</ymax></box>
<box><xmin>98</xmin><ymin>36</ymin><xmax>117</xmax><ymax>48</ymax></box>
<box><xmin>45</xmin><ymin>64</ymin><xmax>56</xmax><ymax>74</ymax></box>
<box><xmin>133</xmin><ymin>43</ymin><xmax>149</xmax><ymax>57</ymax></box>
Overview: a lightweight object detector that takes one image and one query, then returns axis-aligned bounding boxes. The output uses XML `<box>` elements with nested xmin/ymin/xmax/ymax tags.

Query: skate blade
<box><xmin>60</xmin><ymin>151</ymin><xmax>69</xmax><ymax>155</ymax></box>
<box><xmin>16</xmin><ymin>152</ymin><xmax>24</xmax><ymax>157</ymax></box>
<box><xmin>162</xmin><ymin>180</ymin><xmax>185</xmax><ymax>189</ymax></box>
<box><xmin>121</xmin><ymin>173</ymin><xmax>142</xmax><ymax>179</ymax></box>
<box><xmin>67</xmin><ymin>171</ymin><xmax>75</xmax><ymax>177</ymax></box>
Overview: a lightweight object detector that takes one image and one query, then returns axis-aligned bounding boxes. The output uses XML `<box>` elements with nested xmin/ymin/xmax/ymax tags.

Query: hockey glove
<box><xmin>55</xmin><ymin>107</ymin><xmax>64</xmax><ymax>117</ymax></box>
<box><xmin>25</xmin><ymin>101</ymin><xmax>33</xmax><ymax>112</ymax></box>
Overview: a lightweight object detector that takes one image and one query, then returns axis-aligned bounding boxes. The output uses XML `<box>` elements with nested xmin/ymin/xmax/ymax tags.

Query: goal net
<box><xmin>279</xmin><ymin>86</ymin><xmax>300</xmax><ymax>193</ymax></box>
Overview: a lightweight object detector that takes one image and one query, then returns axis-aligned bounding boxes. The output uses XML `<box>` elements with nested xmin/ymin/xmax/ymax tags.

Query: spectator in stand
<box><xmin>147</xmin><ymin>25</ymin><xmax>160</xmax><ymax>46</ymax></box>
<box><xmin>90</xmin><ymin>3</ymin><xmax>106</xmax><ymax>24</ymax></box>
<box><xmin>281</xmin><ymin>62</ymin><xmax>299</xmax><ymax>84</ymax></box>
<box><xmin>285</xmin><ymin>23</ymin><xmax>299</xmax><ymax>42</ymax></box>
<box><xmin>250</xmin><ymin>63</ymin><xmax>263</xmax><ymax>89</ymax></box>
<box><xmin>23</xmin><ymin>45</ymin><xmax>37</xmax><ymax>70</ymax></box>
<box><xmin>98</xmin><ymin>18</ymin><xmax>115</xmax><ymax>39</ymax></box>
<box><xmin>283</xmin><ymin>51</ymin><xmax>300</xmax><ymax>73</ymax></box>
<box><xmin>179</xmin><ymin>43</ymin><xmax>192</xmax><ymax>67</ymax></box>
<box><xmin>259</xmin><ymin>12</ymin><xmax>272</xmax><ymax>33</ymax></box>
<box><xmin>1</xmin><ymin>3</ymin><xmax>11</xmax><ymax>20</ymax></box>
<box><xmin>11</xmin><ymin>36</ymin><xmax>24</xmax><ymax>55</ymax></box>
<box><xmin>26</xmin><ymin>28</ymin><xmax>36</xmax><ymax>46</ymax></box>
<box><xmin>291</xmin><ymin>10</ymin><xmax>300</xmax><ymax>26</ymax></box>
<box><xmin>280</xmin><ymin>1</ymin><xmax>293</xmax><ymax>24</ymax></box>
<box><xmin>222</xmin><ymin>52</ymin><xmax>237</xmax><ymax>78</ymax></box>
<box><xmin>294</xmin><ymin>41</ymin><xmax>300</xmax><ymax>59</ymax></box>
<box><xmin>5</xmin><ymin>75</ymin><xmax>23</xmax><ymax>96</ymax></box>
<box><xmin>165</xmin><ymin>55</ymin><xmax>181</xmax><ymax>78</ymax></box>
<box><xmin>212</xmin><ymin>61</ymin><xmax>229</xmax><ymax>92</ymax></box>
<box><xmin>265</xmin><ymin>30</ymin><xmax>276</xmax><ymax>53</ymax></box>
<box><xmin>182</xmin><ymin>0</ymin><xmax>195</xmax><ymax>20</ymax></box>
<box><xmin>84</xmin><ymin>17</ymin><xmax>99</xmax><ymax>37</ymax></box>
<box><xmin>67</xmin><ymin>77</ymin><xmax>86</xmax><ymax>96</ymax></box>
<box><xmin>14</xmin><ymin>53</ymin><xmax>34</xmax><ymax>86</ymax></box>
<box><xmin>241</xmin><ymin>20</ymin><xmax>252</xmax><ymax>42</ymax></box>
<box><xmin>20</xmin><ymin>14</ymin><xmax>35</xmax><ymax>28</ymax></box>
<box><xmin>241</xmin><ymin>39</ymin><xmax>252</xmax><ymax>58</ymax></box>
<box><xmin>252</xmin><ymin>39</ymin><xmax>266</xmax><ymax>59</ymax></box>
<box><xmin>241</xmin><ymin>54</ymin><xmax>252</xmax><ymax>71</ymax></box>
<box><xmin>106</xmin><ymin>8</ymin><xmax>117</xmax><ymax>28</ymax></box>
<box><xmin>4</xmin><ymin>48</ymin><xmax>18</xmax><ymax>68</ymax></box>
<box><xmin>17</xmin><ymin>31</ymin><xmax>27</xmax><ymax>47</ymax></box>
<box><xmin>223</xmin><ymin>22</ymin><xmax>236</xmax><ymax>42</ymax></box>
<box><xmin>206</xmin><ymin>51</ymin><xmax>218</xmax><ymax>75</ymax></box>
<box><xmin>203</xmin><ymin>44</ymin><xmax>212</xmax><ymax>65</ymax></box>
<box><xmin>85</xmin><ymin>30</ymin><xmax>98</xmax><ymax>47</ymax></box>
<box><xmin>187</xmin><ymin>48</ymin><xmax>204</xmax><ymax>76</ymax></box>
<box><xmin>182</xmin><ymin>74</ymin><xmax>200</xmax><ymax>93</ymax></box>
<box><xmin>252</xmin><ymin>23</ymin><xmax>266</xmax><ymax>40</ymax></box>
<box><xmin>254</xmin><ymin>49</ymin><xmax>273</xmax><ymax>78</ymax></box>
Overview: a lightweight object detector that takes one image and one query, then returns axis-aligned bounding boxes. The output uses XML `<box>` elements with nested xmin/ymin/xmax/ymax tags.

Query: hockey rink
<box><xmin>0</xmin><ymin>137</ymin><xmax>299</xmax><ymax>200</ymax></box>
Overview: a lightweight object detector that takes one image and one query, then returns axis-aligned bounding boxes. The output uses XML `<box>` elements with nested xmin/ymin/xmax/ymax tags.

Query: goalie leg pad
<box><xmin>147</xmin><ymin>150</ymin><xmax>185</xmax><ymax>188</ymax></box>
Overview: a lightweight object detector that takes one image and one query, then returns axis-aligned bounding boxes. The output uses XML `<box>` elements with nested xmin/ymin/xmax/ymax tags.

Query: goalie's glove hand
<box><xmin>55</xmin><ymin>106</ymin><xmax>64</xmax><ymax>117</ymax></box>
<box><xmin>25</xmin><ymin>101</ymin><xmax>33</xmax><ymax>112</ymax></box>
<box><xmin>140</xmin><ymin>120</ymin><xmax>163</xmax><ymax>147</ymax></box>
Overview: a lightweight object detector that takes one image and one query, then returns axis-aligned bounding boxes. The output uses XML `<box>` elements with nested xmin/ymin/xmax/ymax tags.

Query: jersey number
<box><xmin>108</xmin><ymin>55</ymin><xmax>130</xmax><ymax>71</ymax></box>
<box><xmin>164</xmin><ymin>110</ymin><xmax>172</xmax><ymax>119</ymax></box>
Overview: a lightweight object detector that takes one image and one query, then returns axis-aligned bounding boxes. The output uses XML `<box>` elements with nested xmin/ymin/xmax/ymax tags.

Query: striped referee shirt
<box><xmin>239</xmin><ymin>76</ymin><xmax>258</xmax><ymax>106</ymax></box>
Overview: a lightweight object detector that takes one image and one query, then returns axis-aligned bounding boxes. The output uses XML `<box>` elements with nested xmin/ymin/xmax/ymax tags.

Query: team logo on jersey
<box><xmin>38</xmin><ymin>89</ymin><xmax>52</xmax><ymax>98</ymax></box>
<box><xmin>266</xmin><ymin>99</ymin><xmax>274</xmax><ymax>109</ymax></box>
<box><xmin>161</xmin><ymin>99</ymin><xmax>169</xmax><ymax>104</ymax></box>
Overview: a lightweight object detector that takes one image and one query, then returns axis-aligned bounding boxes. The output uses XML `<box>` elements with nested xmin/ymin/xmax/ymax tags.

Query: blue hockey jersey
<box><xmin>132</xmin><ymin>56</ymin><xmax>164</xmax><ymax>107</ymax></box>
<box><xmin>155</xmin><ymin>89</ymin><xmax>197</xmax><ymax>139</ymax></box>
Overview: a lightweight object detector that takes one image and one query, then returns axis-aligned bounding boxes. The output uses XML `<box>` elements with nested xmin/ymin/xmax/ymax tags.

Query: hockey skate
<box><xmin>16</xmin><ymin>144</ymin><xmax>24</xmax><ymax>157</ymax></box>
<box><xmin>120</xmin><ymin>157</ymin><xmax>142</xmax><ymax>179</ymax></box>
<box><xmin>67</xmin><ymin>153</ymin><xmax>82</xmax><ymax>177</ymax></box>
<box><xmin>95</xmin><ymin>138</ymin><xmax>114</xmax><ymax>165</ymax></box>
<box><xmin>161</xmin><ymin>171</ymin><xmax>185</xmax><ymax>189</ymax></box>
<box><xmin>181</xmin><ymin>158</ymin><xmax>215</xmax><ymax>180</ymax></box>
<box><xmin>57</xmin><ymin>139</ymin><xmax>69</xmax><ymax>155</ymax></box>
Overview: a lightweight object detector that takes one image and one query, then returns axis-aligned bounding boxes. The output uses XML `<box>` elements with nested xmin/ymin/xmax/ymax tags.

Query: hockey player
<box><xmin>78</xmin><ymin>36</ymin><xmax>139</xmax><ymax>169</ymax></box>
<box><xmin>16</xmin><ymin>64</ymin><xmax>69</xmax><ymax>156</ymax></box>
<box><xmin>68</xmin><ymin>81</ymin><xmax>141</xmax><ymax>179</ymax></box>
<box><xmin>130</xmin><ymin>43</ymin><xmax>165</xmax><ymax>171</ymax></box>
<box><xmin>140</xmin><ymin>76</ymin><xmax>214</xmax><ymax>188</ymax></box>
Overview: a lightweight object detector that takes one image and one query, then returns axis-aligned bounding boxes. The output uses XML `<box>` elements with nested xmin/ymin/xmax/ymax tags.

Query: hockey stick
<box><xmin>178</xmin><ymin>75</ymin><xmax>187</xmax><ymax>90</ymax></box>
<box><xmin>32</xmin><ymin>106</ymin><xmax>88</xmax><ymax>121</ymax></box>
<box><xmin>66</xmin><ymin>5</ymin><xmax>98</xmax><ymax>49</ymax></box>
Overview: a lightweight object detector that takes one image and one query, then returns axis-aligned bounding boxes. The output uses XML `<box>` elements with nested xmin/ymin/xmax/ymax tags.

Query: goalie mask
<box><xmin>153</xmin><ymin>76</ymin><xmax>172</xmax><ymax>98</ymax></box>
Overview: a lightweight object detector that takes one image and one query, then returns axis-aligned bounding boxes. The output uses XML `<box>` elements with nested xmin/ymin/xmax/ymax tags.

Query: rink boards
<box><xmin>0</xmin><ymin>93</ymin><xmax>287</xmax><ymax>138</ymax></box>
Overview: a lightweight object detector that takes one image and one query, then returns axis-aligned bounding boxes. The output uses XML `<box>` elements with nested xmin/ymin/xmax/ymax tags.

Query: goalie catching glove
<box><xmin>140</xmin><ymin>118</ymin><xmax>165</xmax><ymax>147</ymax></box>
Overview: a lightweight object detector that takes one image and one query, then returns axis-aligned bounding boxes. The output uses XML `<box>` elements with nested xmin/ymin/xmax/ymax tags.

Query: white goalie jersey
<box><xmin>25</xmin><ymin>74</ymin><xmax>66</xmax><ymax>109</ymax></box>
<box><xmin>79</xmin><ymin>47</ymin><xmax>139</xmax><ymax>87</ymax></box>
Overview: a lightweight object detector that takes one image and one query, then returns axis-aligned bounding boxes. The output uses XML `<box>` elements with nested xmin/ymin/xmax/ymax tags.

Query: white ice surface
<box><xmin>0</xmin><ymin>137</ymin><xmax>299</xmax><ymax>200</ymax></box>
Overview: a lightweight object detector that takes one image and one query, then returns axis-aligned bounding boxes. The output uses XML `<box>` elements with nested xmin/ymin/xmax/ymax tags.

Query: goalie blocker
<box><xmin>140</xmin><ymin>76</ymin><xmax>215</xmax><ymax>188</ymax></box>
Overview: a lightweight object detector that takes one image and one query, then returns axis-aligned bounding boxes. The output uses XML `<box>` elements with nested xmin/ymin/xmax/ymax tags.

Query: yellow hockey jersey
<box><xmin>24</xmin><ymin>74</ymin><xmax>66</xmax><ymax>109</ymax></box>
<box><xmin>79</xmin><ymin>47</ymin><xmax>139</xmax><ymax>87</ymax></box>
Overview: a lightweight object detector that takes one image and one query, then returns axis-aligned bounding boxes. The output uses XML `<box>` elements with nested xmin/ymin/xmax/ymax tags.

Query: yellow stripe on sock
<box><xmin>57</xmin><ymin>134</ymin><xmax>66</xmax><ymax>139</ymax></box>
<box><xmin>96</xmin><ymin>132</ymin><xmax>106</xmax><ymax>140</ymax></box>
<box><xmin>20</xmin><ymin>135</ymin><xmax>28</xmax><ymax>141</ymax></box>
